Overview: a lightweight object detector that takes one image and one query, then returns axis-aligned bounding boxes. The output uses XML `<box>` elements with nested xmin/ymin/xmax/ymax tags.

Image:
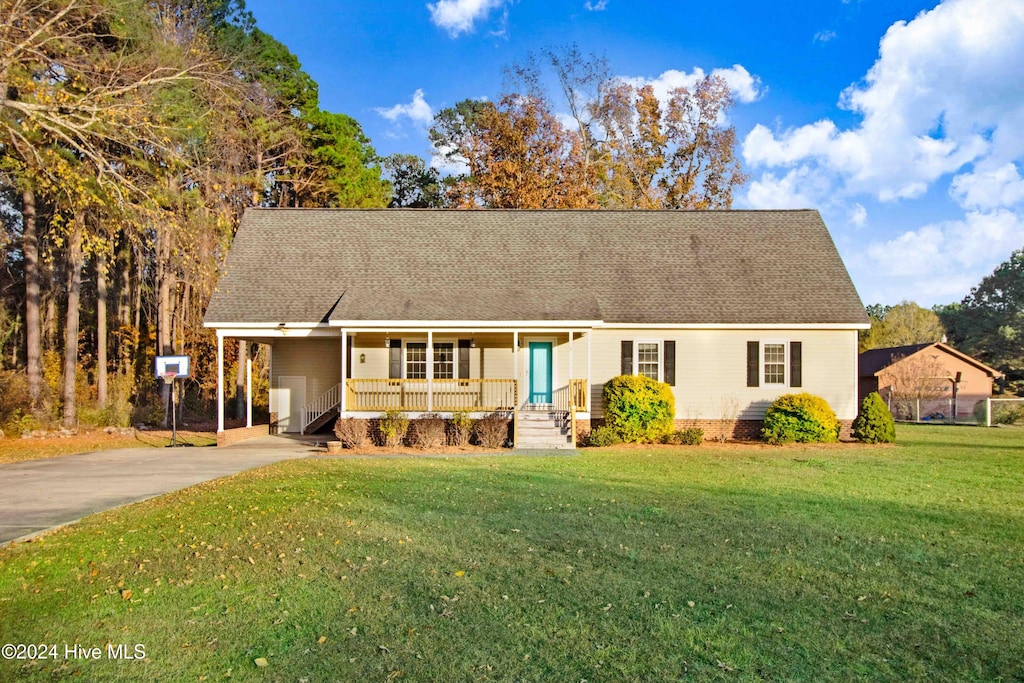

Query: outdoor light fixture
<box><xmin>470</xmin><ymin>337</ymin><xmax>476</xmax><ymax>348</ymax></box>
<box><xmin>359</xmin><ymin>353</ymin><xmax>366</xmax><ymax>364</ymax></box>
<box><xmin>384</xmin><ymin>335</ymin><xmax>389</xmax><ymax>347</ymax></box>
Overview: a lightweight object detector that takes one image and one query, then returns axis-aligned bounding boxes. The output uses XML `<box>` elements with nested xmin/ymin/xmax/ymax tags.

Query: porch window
<box><xmin>406</xmin><ymin>343</ymin><xmax>427</xmax><ymax>379</ymax></box>
<box><xmin>434</xmin><ymin>343</ymin><xmax>454</xmax><ymax>379</ymax></box>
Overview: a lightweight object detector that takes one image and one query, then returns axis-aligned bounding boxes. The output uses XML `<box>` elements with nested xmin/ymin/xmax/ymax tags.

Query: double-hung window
<box><xmin>620</xmin><ymin>340</ymin><xmax>675</xmax><ymax>385</ymax></box>
<box><xmin>763</xmin><ymin>342</ymin><xmax>786</xmax><ymax>385</ymax></box>
<box><xmin>747</xmin><ymin>340</ymin><xmax>802</xmax><ymax>388</ymax></box>
<box><xmin>406</xmin><ymin>343</ymin><xmax>427</xmax><ymax>379</ymax></box>
<box><xmin>433</xmin><ymin>343</ymin><xmax>454</xmax><ymax>379</ymax></box>
<box><xmin>637</xmin><ymin>341</ymin><xmax>662</xmax><ymax>382</ymax></box>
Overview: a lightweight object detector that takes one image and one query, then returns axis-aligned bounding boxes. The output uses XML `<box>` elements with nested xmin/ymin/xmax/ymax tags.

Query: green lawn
<box><xmin>1</xmin><ymin>425</ymin><xmax>1022</xmax><ymax>681</ymax></box>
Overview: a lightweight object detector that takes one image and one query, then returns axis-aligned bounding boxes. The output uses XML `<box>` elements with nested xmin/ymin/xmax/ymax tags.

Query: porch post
<box><xmin>246</xmin><ymin>355</ymin><xmax>252</xmax><ymax>428</ymax></box>
<box><xmin>340</xmin><ymin>328</ymin><xmax>347</xmax><ymax>414</ymax></box>
<box><xmin>569</xmin><ymin>331</ymin><xmax>574</xmax><ymax>381</ymax></box>
<box><xmin>216</xmin><ymin>331</ymin><xmax>224</xmax><ymax>433</ymax></box>
<box><xmin>586</xmin><ymin>329</ymin><xmax>592</xmax><ymax>411</ymax></box>
<box><xmin>513</xmin><ymin>331</ymin><xmax>519</xmax><ymax>406</ymax></box>
<box><xmin>427</xmin><ymin>329</ymin><xmax>433</xmax><ymax>412</ymax></box>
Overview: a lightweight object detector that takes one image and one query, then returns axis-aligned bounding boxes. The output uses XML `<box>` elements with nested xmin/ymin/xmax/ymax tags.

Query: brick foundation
<box><xmin>580</xmin><ymin>417</ymin><xmax>856</xmax><ymax>443</ymax></box>
<box><xmin>217</xmin><ymin>424</ymin><xmax>269</xmax><ymax>447</ymax></box>
<box><xmin>268</xmin><ymin>412</ymin><xmax>278</xmax><ymax>435</ymax></box>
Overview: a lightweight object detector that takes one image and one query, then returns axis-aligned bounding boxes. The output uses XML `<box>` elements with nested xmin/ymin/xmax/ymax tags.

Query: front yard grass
<box><xmin>1</xmin><ymin>425</ymin><xmax>1022</xmax><ymax>681</ymax></box>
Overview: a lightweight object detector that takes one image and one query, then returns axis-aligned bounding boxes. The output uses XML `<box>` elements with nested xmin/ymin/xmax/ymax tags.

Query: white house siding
<box><xmin>269</xmin><ymin>338</ymin><xmax>341</xmax><ymax>415</ymax></box>
<box><xmin>589</xmin><ymin>328</ymin><xmax>860</xmax><ymax>421</ymax></box>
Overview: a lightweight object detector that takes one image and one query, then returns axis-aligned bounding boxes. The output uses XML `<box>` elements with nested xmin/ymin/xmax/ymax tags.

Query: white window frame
<box><xmin>404</xmin><ymin>341</ymin><xmax>427</xmax><ymax>379</ymax></box>
<box><xmin>634</xmin><ymin>339</ymin><xmax>663</xmax><ymax>383</ymax></box>
<box><xmin>761</xmin><ymin>339</ymin><xmax>788</xmax><ymax>386</ymax></box>
<box><xmin>402</xmin><ymin>338</ymin><xmax>457</xmax><ymax>379</ymax></box>
<box><xmin>433</xmin><ymin>341</ymin><xmax>455</xmax><ymax>380</ymax></box>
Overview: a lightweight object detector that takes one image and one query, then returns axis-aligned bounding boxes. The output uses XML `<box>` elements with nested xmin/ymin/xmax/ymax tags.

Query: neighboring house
<box><xmin>204</xmin><ymin>209</ymin><xmax>869</xmax><ymax>446</ymax></box>
<box><xmin>858</xmin><ymin>342</ymin><xmax>1003</xmax><ymax>420</ymax></box>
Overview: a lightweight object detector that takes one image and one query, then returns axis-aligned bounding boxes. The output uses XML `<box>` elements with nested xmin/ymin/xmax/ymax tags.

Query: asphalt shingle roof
<box><xmin>203</xmin><ymin>208</ymin><xmax>869</xmax><ymax>326</ymax></box>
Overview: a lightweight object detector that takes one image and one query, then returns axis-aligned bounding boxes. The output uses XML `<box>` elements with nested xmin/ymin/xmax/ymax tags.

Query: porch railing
<box><xmin>554</xmin><ymin>379</ymin><xmax>589</xmax><ymax>412</ymax></box>
<box><xmin>302</xmin><ymin>382</ymin><xmax>341</xmax><ymax>434</ymax></box>
<box><xmin>345</xmin><ymin>378</ymin><xmax>517</xmax><ymax>412</ymax></box>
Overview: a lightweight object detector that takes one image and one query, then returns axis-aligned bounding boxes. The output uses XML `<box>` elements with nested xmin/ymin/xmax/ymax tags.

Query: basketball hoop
<box><xmin>160</xmin><ymin>371</ymin><xmax>177</xmax><ymax>384</ymax></box>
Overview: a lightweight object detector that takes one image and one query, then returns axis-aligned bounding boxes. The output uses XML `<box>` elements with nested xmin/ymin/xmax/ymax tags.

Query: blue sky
<box><xmin>244</xmin><ymin>0</ymin><xmax>1024</xmax><ymax>308</ymax></box>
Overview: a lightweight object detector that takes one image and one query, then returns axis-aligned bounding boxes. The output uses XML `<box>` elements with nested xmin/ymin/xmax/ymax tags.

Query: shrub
<box><xmin>378</xmin><ymin>410</ymin><xmax>410</xmax><ymax>447</ymax></box>
<box><xmin>990</xmin><ymin>401</ymin><xmax>1024</xmax><ymax>425</ymax></box>
<box><xmin>602</xmin><ymin>374</ymin><xmax>675</xmax><ymax>443</ymax></box>
<box><xmin>852</xmin><ymin>392</ymin><xmax>896</xmax><ymax>443</ymax></box>
<box><xmin>585</xmin><ymin>425</ymin><xmax>622</xmax><ymax>447</ymax></box>
<box><xmin>448</xmin><ymin>410</ymin><xmax>474</xmax><ymax>446</ymax></box>
<box><xmin>475</xmin><ymin>411</ymin><xmax>510</xmax><ymax>448</ymax></box>
<box><xmin>664</xmin><ymin>427</ymin><xmax>704</xmax><ymax>446</ymax></box>
<box><xmin>334</xmin><ymin>417</ymin><xmax>369</xmax><ymax>448</ymax></box>
<box><xmin>762</xmin><ymin>393</ymin><xmax>840</xmax><ymax>444</ymax></box>
<box><xmin>411</xmin><ymin>413</ymin><xmax>446</xmax><ymax>448</ymax></box>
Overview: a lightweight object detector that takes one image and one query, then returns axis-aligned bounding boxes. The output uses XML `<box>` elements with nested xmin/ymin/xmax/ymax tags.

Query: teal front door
<box><xmin>529</xmin><ymin>342</ymin><xmax>553</xmax><ymax>404</ymax></box>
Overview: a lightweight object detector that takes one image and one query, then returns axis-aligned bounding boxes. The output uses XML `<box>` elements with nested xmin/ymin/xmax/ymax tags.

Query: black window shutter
<box><xmin>790</xmin><ymin>341</ymin><xmax>802</xmax><ymax>388</ymax></box>
<box><xmin>746</xmin><ymin>341</ymin><xmax>760</xmax><ymax>387</ymax></box>
<box><xmin>621</xmin><ymin>340</ymin><xmax>633</xmax><ymax>375</ymax></box>
<box><xmin>388</xmin><ymin>339</ymin><xmax>402</xmax><ymax>379</ymax></box>
<box><xmin>458</xmin><ymin>339</ymin><xmax>471</xmax><ymax>379</ymax></box>
<box><xmin>664</xmin><ymin>340</ymin><xmax>676</xmax><ymax>386</ymax></box>
<box><xmin>346</xmin><ymin>336</ymin><xmax>353</xmax><ymax>379</ymax></box>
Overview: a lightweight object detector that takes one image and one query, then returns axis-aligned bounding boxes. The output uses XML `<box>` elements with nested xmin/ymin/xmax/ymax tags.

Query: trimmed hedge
<box><xmin>602</xmin><ymin>374</ymin><xmax>675</xmax><ymax>443</ymax></box>
<box><xmin>762</xmin><ymin>393</ymin><xmax>840</xmax><ymax>444</ymax></box>
<box><xmin>852</xmin><ymin>392</ymin><xmax>896</xmax><ymax>443</ymax></box>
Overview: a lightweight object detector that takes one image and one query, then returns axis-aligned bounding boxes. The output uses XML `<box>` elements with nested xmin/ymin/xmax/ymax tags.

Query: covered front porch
<box><xmin>212</xmin><ymin>324</ymin><xmax>595</xmax><ymax>437</ymax></box>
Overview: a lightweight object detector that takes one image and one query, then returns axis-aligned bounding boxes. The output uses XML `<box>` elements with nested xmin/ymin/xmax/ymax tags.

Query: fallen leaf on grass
<box><xmin>318</xmin><ymin>636</ymin><xmax>327</xmax><ymax>644</ymax></box>
<box><xmin>254</xmin><ymin>657</ymin><xmax>269</xmax><ymax>668</ymax></box>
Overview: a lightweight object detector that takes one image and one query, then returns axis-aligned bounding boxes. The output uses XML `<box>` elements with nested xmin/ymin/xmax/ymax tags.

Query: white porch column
<box><xmin>216</xmin><ymin>331</ymin><xmax>224</xmax><ymax>433</ymax></box>
<box><xmin>569</xmin><ymin>331</ymin><xmax>574</xmax><ymax>381</ymax></box>
<box><xmin>340</xmin><ymin>328</ymin><xmax>347</xmax><ymax>414</ymax></box>
<box><xmin>586</xmin><ymin>330</ymin><xmax>592</xmax><ymax>412</ymax></box>
<box><xmin>245</xmin><ymin>356</ymin><xmax>252</xmax><ymax>428</ymax></box>
<box><xmin>427</xmin><ymin>330</ymin><xmax>433</xmax><ymax>412</ymax></box>
<box><xmin>513</xmin><ymin>331</ymin><xmax>519</xmax><ymax>406</ymax></box>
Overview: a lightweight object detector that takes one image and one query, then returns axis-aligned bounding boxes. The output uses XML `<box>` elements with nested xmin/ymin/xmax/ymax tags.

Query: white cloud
<box><xmin>375</xmin><ymin>89</ymin><xmax>434</xmax><ymax>127</ymax></box>
<box><xmin>862</xmin><ymin>209</ymin><xmax>1024</xmax><ymax>301</ymax></box>
<box><xmin>584</xmin><ymin>0</ymin><xmax>608</xmax><ymax>10</ymax></box>
<box><xmin>427</xmin><ymin>0</ymin><xmax>507</xmax><ymax>37</ymax></box>
<box><xmin>744</xmin><ymin>166</ymin><xmax>827</xmax><ymax>210</ymax></box>
<box><xmin>814</xmin><ymin>29</ymin><xmax>837</xmax><ymax>43</ymax></box>
<box><xmin>950</xmin><ymin>163</ymin><xmax>1024</xmax><ymax>209</ymax></box>
<box><xmin>849</xmin><ymin>203</ymin><xmax>867</xmax><ymax>226</ymax></box>
<box><xmin>620</xmin><ymin>64</ymin><xmax>763</xmax><ymax>106</ymax></box>
<box><xmin>743</xmin><ymin>0</ymin><xmax>1024</xmax><ymax>202</ymax></box>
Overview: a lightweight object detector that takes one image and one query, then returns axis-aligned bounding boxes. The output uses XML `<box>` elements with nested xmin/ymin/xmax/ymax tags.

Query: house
<box><xmin>204</xmin><ymin>208</ymin><xmax>869</xmax><ymax>446</ymax></box>
<box><xmin>858</xmin><ymin>342</ymin><xmax>1003</xmax><ymax>420</ymax></box>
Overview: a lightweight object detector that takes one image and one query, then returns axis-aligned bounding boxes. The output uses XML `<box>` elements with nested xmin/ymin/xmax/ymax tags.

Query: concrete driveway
<box><xmin>0</xmin><ymin>436</ymin><xmax>315</xmax><ymax>545</ymax></box>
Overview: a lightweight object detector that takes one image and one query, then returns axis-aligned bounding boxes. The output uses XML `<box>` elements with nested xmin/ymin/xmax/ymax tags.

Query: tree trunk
<box><xmin>236</xmin><ymin>339</ymin><xmax>246</xmax><ymax>420</ymax></box>
<box><xmin>22</xmin><ymin>188</ymin><xmax>42</xmax><ymax>408</ymax></box>
<box><xmin>96</xmin><ymin>251</ymin><xmax>108</xmax><ymax>409</ymax></box>
<box><xmin>62</xmin><ymin>214</ymin><xmax>84</xmax><ymax>429</ymax></box>
<box><xmin>156</xmin><ymin>221</ymin><xmax>173</xmax><ymax>426</ymax></box>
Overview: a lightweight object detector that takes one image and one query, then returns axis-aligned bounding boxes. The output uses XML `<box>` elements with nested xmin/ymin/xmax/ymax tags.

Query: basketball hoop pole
<box><xmin>162</xmin><ymin>372</ymin><xmax>178</xmax><ymax>447</ymax></box>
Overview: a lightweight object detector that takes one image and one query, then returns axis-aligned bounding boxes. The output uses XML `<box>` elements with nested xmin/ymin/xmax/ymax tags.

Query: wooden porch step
<box><xmin>516</xmin><ymin>410</ymin><xmax>574</xmax><ymax>449</ymax></box>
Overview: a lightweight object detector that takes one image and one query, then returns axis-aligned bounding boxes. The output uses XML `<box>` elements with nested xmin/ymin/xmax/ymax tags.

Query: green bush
<box><xmin>602</xmin><ymin>374</ymin><xmax>675</xmax><ymax>443</ymax></box>
<box><xmin>586</xmin><ymin>425</ymin><xmax>623</xmax><ymax>447</ymax></box>
<box><xmin>378</xmin><ymin>410</ymin><xmax>410</xmax><ymax>447</ymax></box>
<box><xmin>762</xmin><ymin>393</ymin><xmax>840</xmax><ymax>444</ymax></box>
<box><xmin>852</xmin><ymin>392</ymin><xmax>896</xmax><ymax>443</ymax></box>
<box><xmin>664</xmin><ymin>427</ymin><xmax>704</xmax><ymax>446</ymax></box>
<box><xmin>989</xmin><ymin>401</ymin><xmax>1024</xmax><ymax>425</ymax></box>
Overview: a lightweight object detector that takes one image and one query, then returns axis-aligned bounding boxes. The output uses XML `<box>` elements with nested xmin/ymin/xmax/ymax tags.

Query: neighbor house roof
<box><xmin>204</xmin><ymin>208</ymin><xmax>869</xmax><ymax>326</ymax></box>
<box><xmin>859</xmin><ymin>342</ymin><xmax>1004</xmax><ymax>378</ymax></box>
